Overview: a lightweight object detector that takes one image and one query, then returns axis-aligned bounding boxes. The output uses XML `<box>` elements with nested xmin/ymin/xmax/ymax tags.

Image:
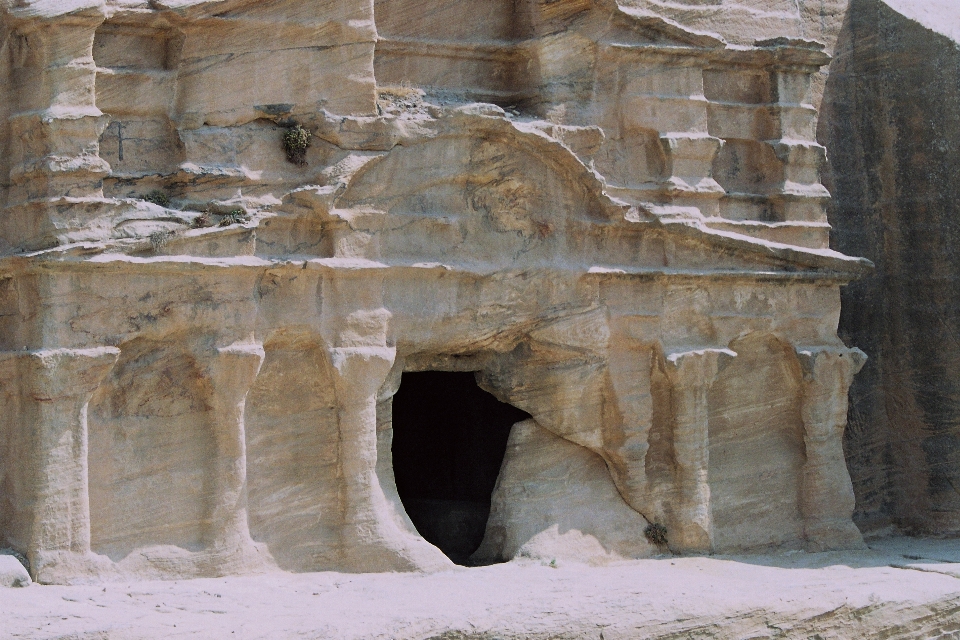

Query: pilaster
<box><xmin>318</xmin><ymin>265</ymin><xmax>450</xmax><ymax>571</ymax></box>
<box><xmin>662</xmin><ymin>348</ymin><xmax>735</xmax><ymax>553</ymax></box>
<box><xmin>795</xmin><ymin>346</ymin><xmax>867</xmax><ymax>551</ymax></box>
<box><xmin>2</xmin><ymin>347</ymin><xmax>118</xmax><ymax>582</ymax></box>
<box><xmin>3</xmin><ymin>9</ymin><xmax>110</xmax><ymax>250</ymax></box>
<box><xmin>766</xmin><ymin>42</ymin><xmax>831</xmax><ymax>227</ymax></box>
<box><xmin>659</xmin><ymin>133</ymin><xmax>725</xmax><ymax>218</ymax></box>
<box><xmin>200</xmin><ymin>342</ymin><xmax>265</xmax><ymax>558</ymax></box>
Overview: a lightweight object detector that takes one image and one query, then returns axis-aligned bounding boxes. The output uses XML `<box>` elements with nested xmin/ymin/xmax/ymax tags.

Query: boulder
<box><xmin>0</xmin><ymin>553</ymin><xmax>31</xmax><ymax>588</ymax></box>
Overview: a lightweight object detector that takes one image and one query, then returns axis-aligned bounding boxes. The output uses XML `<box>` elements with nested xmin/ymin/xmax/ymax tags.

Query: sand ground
<box><xmin>3</xmin><ymin>537</ymin><xmax>960</xmax><ymax>639</ymax></box>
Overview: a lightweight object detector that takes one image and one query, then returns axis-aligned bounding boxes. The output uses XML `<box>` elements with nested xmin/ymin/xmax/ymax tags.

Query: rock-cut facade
<box><xmin>0</xmin><ymin>0</ymin><xmax>871</xmax><ymax>583</ymax></box>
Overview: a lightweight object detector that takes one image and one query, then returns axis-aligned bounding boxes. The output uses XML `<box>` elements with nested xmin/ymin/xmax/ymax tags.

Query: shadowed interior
<box><xmin>391</xmin><ymin>371</ymin><xmax>530</xmax><ymax>565</ymax></box>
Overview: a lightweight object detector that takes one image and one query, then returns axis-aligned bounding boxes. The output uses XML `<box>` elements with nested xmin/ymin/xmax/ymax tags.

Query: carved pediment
<box><xmin>317</xmin><ymin>116</ymin><xmax>870</xmax><ymax>280</ymax></box>
<box><xmin>585</xmin><ymin>0</ymin><xmax>727</xmax><ymax>49</ymax></box>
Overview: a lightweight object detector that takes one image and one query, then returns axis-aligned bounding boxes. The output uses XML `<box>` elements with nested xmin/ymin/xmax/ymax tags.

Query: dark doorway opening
<box><xmin>391</xmin><ymin>371</ymin><xmax>530</xmax><ymax>565</ymax></box>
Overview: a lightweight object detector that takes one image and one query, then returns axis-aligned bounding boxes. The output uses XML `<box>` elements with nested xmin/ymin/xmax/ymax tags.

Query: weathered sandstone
<box><xmin>0</xmin><ymin>0</ymin><xmax>870</xmax><ymax>584</ymax></box>
<box><xmin>474</xmin><ymin>419</ymin><xmax>655</xmax><ymax>565</ymax></box>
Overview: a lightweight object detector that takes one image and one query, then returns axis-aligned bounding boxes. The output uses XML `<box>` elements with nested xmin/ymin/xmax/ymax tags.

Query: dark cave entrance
<box><xmin>391</xmin><ymin>371</ymin><xmax>530</xmax><ymax>565</ymax></box>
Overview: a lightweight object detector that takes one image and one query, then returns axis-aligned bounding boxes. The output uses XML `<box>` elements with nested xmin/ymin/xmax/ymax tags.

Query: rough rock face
<box><xmin>619</xmin><ymin>0</ymin><xmax>851</xmax><ymax>113</ymax></box>
<box><xmin>474</xmin><ymin>419</ymin><xmax>656</xmax><ymax>565</ymax></box>
<box><xmin>0</xmin><ymin>0</ymin><xmax>870</xmax><ymax>584</ymax></box>
<box><xmin>620</xmin><ymin>0</ymin><xmax>845</xmax><ymax>49</ymax></box>
<box><xmin>823</xmin><ymin>0</ymin><xmax>960</xmax><ymax>536</ymax></box>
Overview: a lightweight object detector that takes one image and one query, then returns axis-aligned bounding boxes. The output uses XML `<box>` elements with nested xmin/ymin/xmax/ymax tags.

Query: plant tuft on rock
<box><xmin>644</xmin><ymin>522</ymin><xmax>668</xmax><ymax>547</ymax></box>
<box><xmin>218</xmin><ymin>209</ymin><xmax>249</xmax><ymax>227</ymax></box>
<box><xmin>192</xmin><ymin>211</ymin><xmax>211</xmax><ymax>229</ymax></box>
<box><xmin>143</xmin><ymin>190</ymin><xmax>170</xmax><ymax>207</ymax></box>
<box><xmin>282</xmin><ymin>123</ymin><xmax>311</xmax><ymax>166</ymax></box>
<box><xmin>149</xmin><ymin>230</ymin><xmax>172</xmax><ymax>252</ymax></box>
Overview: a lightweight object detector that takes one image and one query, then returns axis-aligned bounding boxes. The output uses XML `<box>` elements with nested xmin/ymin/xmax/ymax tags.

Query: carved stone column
<box><xmin>662</xmin><ymin>348</ymin><xmax>735</xmax><ymax>553</ymax></box>
<box><xmin>765</xmin><ymin>40</ymin><xmax>832</xmax><ymax>227</ymax></box>
<box><xmin>329</xmin><ymin>343</ymin><xmax>398</xmax><ymax>561</ymax></box>
<box><xmin>3</xmin><ymin>8</ymin><xmax>111</xmax><ymax>251</ymax></box>
<box><xmin>317</xmin><ymin>265</ymin><xmax>450</xmax><ymax>572</ymax></box>
<box><xmin>795</xmin><ymin>346</ymin><xmax>867</xmax><ymax>551</ymax></box>
<box><xmin>603</xmin><ymin>342</ymin><xmax>656</xmax><ymax>518</ymax></box>
<box><xmin>200</xmin><ymin>342</ymin><xmax>265</xmax><ymax>564</ymax></box>
<box><xmin>3</xmin><ymin>347</ymin><xmax>118</xmax><ymax>583</ymax></box>
<box><xmin>659</xmin><ymin>134</ymin><xmax>725</xmax><ymax>218</ymax></box>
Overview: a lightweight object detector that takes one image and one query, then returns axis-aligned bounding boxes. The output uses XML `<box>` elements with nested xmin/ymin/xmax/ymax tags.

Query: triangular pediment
<box><xmin>591</xmin><ymin>1</ymin><xmax>726</xmax><ymax>49</ymax></box>
<box><xmin>323</xmin><ymin>115</ymin><xmax>869</xmax><ymax>280</ymax></box>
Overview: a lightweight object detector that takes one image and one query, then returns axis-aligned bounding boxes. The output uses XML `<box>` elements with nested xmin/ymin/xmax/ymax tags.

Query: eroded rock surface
<box><xmin>0</xmin><ymin>0</ymin><xmax>870</xmax><ymax>583</ymax></box>
<box><xmin>474</xmin><ymin>419</ymin><xmax>656</xmax><ymax>565</ymax></box>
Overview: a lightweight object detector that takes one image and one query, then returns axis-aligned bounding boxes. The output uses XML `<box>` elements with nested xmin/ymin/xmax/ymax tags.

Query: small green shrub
<box><xmin>218</xmin><ymin>209</ymin><xmax>249</xmax><ymax>227</ymax></box>
<box><xmin>143</xmin><ymin>190</ymin><xmax>170</xmax><ymax>207</ymax></box>
<box><xmin>644</xmin><ymin>522</ymin><xmax>668</xmax><ymax>547</ymax></box>
<box><xmin>282</xmin><ymin>123</ymin><xmax>311</xmax><ymax>166</ymax></box>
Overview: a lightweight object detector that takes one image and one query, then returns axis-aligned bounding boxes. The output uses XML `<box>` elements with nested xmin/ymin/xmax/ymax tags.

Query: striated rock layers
<box><xmin>0</xmin><ymin>0</ymin><xmax>870</xmax><ymax>584</ymax></box>
<box><xmin>823</xmin><ymin>0</ymin><xmax>960</xmax><ymax>536</ymax></box>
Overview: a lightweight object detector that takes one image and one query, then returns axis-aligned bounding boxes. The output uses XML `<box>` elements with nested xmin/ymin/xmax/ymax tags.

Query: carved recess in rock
<box><xmin>244</xmin><ymin>332</ymin><xmax>341</xmax><ymax>572</ymax></box>
<box><xmin>88</xmin><ymin>337</ymin><xmax>217</xmax><ymax>561</ymax></box>
<box><xmin>0</xmin><ymin>0</ymin><xmax>869</xmax><ymax>582</ymax></box>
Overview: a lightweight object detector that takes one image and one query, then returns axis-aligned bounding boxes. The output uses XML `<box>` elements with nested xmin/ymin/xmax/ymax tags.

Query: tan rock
<box><xmin>474</xmin><ymin>419</ymin><xmax>656</xmax><ymax>565</ymax></box>
<box><xmin>0</xmin><ymin>0</ymin><xmax>870</xmax><ymax>583</ymax></box>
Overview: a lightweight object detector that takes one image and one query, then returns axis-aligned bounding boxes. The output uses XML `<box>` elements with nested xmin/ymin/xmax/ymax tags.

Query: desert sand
<box><xmin>4</xmin><ymin>536</ymin><xmax>960</xmax><ymax>639</ymax></box>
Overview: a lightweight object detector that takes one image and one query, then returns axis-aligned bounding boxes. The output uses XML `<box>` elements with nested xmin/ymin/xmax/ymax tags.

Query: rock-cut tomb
<box><xmin>0</xmin><ymin>0</ymin><xmax>872</xmax><ymax>583</ymax></box>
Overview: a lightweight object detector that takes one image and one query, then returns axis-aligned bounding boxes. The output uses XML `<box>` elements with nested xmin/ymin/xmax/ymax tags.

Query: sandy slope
<box><xmin>3</xmin><ymin>537</ymin><xmax>960</xmax><ymax>639</ymax></box>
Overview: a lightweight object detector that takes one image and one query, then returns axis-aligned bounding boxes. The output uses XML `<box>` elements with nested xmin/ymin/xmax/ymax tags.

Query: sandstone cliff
<box><xmin>823</xmin><ymin>0</ymin><xmax>960</xmax><ymax>536</ymax></box>
<box><xmin>0</xmin><ymin>0</ymin><xmax>870</xmax><ymax>584</ymax></box>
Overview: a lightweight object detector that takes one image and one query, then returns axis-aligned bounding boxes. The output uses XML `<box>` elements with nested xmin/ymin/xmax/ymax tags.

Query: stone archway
<box><xmin>390</xmin><ymin>371</ymin><xmax>529</xmax><ymax>565</ymax></box>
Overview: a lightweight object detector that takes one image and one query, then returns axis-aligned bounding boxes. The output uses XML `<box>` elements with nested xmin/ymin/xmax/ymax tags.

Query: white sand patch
<box><xmin>3</xmin><ymin>536</ymin><xmax>960</xmax><ymax>639</ymax></box>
